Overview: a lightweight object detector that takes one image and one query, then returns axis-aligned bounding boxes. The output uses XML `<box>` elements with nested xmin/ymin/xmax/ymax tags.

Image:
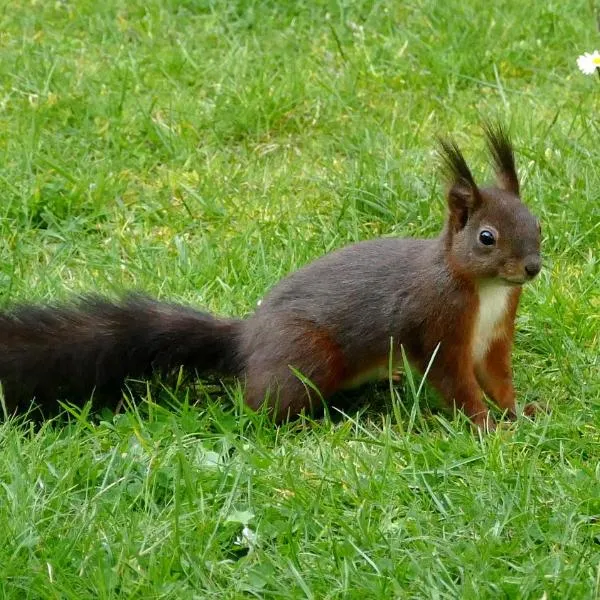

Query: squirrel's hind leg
<box><xmin>242</xmin><ymin>318</ymin><xmax>347</xmax><ymax>422</ymax></box>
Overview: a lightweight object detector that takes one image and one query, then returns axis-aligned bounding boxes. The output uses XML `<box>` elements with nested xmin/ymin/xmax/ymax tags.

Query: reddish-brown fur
<box><xmin>244</xmin><ymin>318</ymin><xmax>348</xmax><ymax>420</ymax></box>
<box><xmin>421</xmin><ymin>286</ymin><xmax>490</xmax><ymax>426</ymax></box>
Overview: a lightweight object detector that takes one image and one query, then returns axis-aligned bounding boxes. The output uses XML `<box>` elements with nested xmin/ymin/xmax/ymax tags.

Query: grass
<box><xmin>0</xmin><ymin>0</ymin><xmax>599</xmax><ymax>597</ymax></box>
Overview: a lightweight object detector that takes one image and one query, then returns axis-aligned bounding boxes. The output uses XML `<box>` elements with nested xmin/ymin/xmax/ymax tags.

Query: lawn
<box><xmin>0</xmin><ymin>0</ymin><xmax>599</xmax><ymax>598</ymax></box>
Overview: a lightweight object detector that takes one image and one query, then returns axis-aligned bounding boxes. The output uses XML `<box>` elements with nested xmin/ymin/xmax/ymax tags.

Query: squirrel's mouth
<box><xmin>502</xmin><ymin>274</ymin><xmax>541</xmax><ymax>286</ymax></box>
<box><xmin>501</xmin><ymin>276</ymin><xmax>527</xmax><ymax>286</ymax></box>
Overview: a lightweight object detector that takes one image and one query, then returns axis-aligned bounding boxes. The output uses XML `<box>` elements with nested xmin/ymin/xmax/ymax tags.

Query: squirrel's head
<box><xmin>439</xmin><ymin>124</ymin><xmax>541</xmax><ymax>286</ymax></box>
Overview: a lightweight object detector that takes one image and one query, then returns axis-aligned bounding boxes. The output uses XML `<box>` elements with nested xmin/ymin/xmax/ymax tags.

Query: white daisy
<box><xmin>576</xmin><ymin>50</ymin><xmax>600</xmax><ymax>75</ymax></box>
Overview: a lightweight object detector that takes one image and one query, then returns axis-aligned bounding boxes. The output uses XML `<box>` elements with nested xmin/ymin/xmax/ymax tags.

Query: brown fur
<box><xmin>243</xmin><ymin>317</ymin><xmax>347</xmax><ymax>420</ymax></box>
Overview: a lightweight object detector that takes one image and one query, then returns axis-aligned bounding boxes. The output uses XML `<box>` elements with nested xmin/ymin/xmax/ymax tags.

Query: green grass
<box><xmin>1</xmin><ymin>0</ymin><xmax>599</xmax><ymax>597</ymax></box>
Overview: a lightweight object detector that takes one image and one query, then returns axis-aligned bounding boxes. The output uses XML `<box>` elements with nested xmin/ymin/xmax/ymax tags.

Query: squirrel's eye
<box><xmin>479</xmin><ymin>230</ymin><xmax>495</xmax><ymax>246</ymax></box>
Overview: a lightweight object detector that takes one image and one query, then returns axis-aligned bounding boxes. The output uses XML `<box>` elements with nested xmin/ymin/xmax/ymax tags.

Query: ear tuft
<box><xmin>483</xmin><ymin>121</ymin><xmax>519</xmax><ymax>195</ymax></box>
<box><xmin>438</xmin><ymin>137</ymin><xmax>481</xmax><ymax>230</ymax></box>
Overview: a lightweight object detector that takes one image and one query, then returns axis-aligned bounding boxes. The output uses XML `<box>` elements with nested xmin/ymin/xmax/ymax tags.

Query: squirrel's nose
<box><xmin>525</xmin><ymin>258</ymin><xmax>541</xmax><ymax>278</ymax></box>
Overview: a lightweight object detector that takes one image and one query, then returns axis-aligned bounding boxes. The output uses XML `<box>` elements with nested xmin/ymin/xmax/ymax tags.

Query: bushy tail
<box><xmin>0</xmin><ymin>294</ymin><xmax>243</xmax><ymax>416</ymax></box>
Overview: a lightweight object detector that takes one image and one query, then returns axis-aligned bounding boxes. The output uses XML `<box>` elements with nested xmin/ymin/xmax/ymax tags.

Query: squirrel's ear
<box><xmin>438</xmin><ymin>138</ymin><xmax>482</xmax><ymax>231</ymax></box>
<box><xmin>447</xmin><ymin>182</ymin><xmax>481</xmax><ymax>231</ymax></box>
<box><xmin>483</xmin><ymin>121</ymin><xmax>519</xmax><ymax>195</ymax></box>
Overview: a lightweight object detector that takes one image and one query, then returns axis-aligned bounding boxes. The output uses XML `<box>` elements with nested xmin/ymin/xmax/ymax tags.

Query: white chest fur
<box><xmin>472</xmin><ymin>283</ymin><xmax>512</xmax><ymax>363</ymax></box>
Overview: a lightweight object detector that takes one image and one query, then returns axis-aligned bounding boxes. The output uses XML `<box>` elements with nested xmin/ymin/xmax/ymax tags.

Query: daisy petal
<box><xmin>577</xmin><ymin>51</ymin><xmax>600</xmax><ymax>75</ymax></box>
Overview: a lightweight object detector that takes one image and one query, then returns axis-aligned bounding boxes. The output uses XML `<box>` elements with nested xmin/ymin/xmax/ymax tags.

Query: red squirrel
<box><xmin>0</xmin><ymin>124</ymin><xmax>541</xmax><ymax>429</ymax></box>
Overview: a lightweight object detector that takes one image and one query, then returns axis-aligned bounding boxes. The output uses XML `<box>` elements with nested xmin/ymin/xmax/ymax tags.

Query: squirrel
<box><xmin>0</xmin><ymin>124</ymin><xmax>541</xmax><ymax>429</ymax></box>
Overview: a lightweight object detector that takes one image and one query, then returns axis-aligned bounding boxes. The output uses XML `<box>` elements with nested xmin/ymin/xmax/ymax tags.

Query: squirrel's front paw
<box><xmin>472</xmin><ymin>413</ymin><xmax>496</xmax><ymax>433</ymax></box>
